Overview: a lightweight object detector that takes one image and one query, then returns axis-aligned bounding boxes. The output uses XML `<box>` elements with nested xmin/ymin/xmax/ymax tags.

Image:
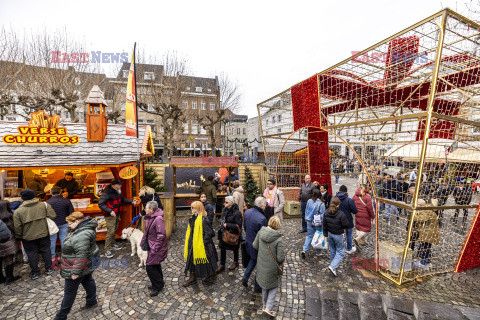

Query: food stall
<box><xmin>0</xmin><ymin>90</ymin><xmax>154</xmax><ymax>241</ymax></box>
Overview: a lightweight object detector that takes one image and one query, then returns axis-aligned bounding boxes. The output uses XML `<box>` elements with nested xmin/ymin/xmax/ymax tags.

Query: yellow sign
<box><xmin>119</xmin><ymin>166</ymin><xmax>138</xmax><ymax>179</ymax></box>
<box><xmin>2</xmin><ymin>111</ymin><xmax>79</xmax><ymax>145</ymax></box>
<box><xmin>32</xmin><ymin>168</ymin><xmax>56</xmax><ymax>175</ymax></box>
<box><xmin>84</xmin><ymin>168</ymin><xmax>105</xmax><ymax>173</ymax></box>
<box><xmin>64</xmin><ymin>169</ymin><xmax>82</xmax><ymax>174</ymax></box>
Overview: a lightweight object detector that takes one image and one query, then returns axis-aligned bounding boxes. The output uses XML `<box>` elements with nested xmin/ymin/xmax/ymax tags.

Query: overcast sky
<box><xmin>0</xmin><ymin>0</ymin><xmax>475</xmax><ymax>117</ymax></box>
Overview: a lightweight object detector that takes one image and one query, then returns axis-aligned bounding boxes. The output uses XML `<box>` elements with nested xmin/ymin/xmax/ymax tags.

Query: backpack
<box><xmin>313</xmin><ymin>202</ymin><xmax>324</xmax><ymax>227</ymax></box>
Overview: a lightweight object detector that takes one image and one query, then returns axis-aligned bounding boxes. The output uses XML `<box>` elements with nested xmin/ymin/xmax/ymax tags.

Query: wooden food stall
<box><xmin>0</xmin><ymin>88</ymin><xmax>154</xmax><ymax>241</ymax></box>
<box><xmin>169</xmin><ymin>156</ymin><xmax>239</xmax><ymax>231</ymax></box>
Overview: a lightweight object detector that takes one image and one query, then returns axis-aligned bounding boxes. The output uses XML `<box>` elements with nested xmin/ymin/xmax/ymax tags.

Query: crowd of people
<box><xmin>0</xmin><ymin>166</ymin><xmax>476</xmax><ymax>319</ymax></box>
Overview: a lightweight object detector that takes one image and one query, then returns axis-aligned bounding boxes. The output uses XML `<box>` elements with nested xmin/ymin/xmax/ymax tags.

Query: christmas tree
<box><xmin>244</xmin><ymin>167</ymin><xmax>260</xmax><ymax>208</ymax></box>
<box><xmin>144</xmin><ymin>167</ymin><xmax>167</xmax><ymax>192</ymax></box>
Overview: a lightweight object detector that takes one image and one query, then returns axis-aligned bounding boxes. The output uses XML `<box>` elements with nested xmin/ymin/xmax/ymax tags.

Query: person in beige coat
<box><xmin>412</xmin><ymin>199</ymin><xmax>440</xmax><ymax>270</ymax></box>
<box><xmin>263</xmin><ymin>179</ymin><xmax>285</xmax><ymax>221</ymax></box>
<box><xmin>232</xmin><ymin>181</ymin><xmax>245</xmax><ymax>214</ymax></box>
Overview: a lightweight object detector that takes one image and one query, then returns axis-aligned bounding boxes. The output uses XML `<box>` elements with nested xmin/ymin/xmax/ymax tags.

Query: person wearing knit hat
<box><xmin>216</xmin><ymin>194</ymin><xmax>242</xmax><ymax>273</ymax></box>
<box><xmin>13</xmin><ymin>189</ymin><xmax>57</xmax><ymax>280</ymax></box>
<box><xmin>335</xmin><ymin>185</ymin><xmax>358</xmax><ymax>255</ymax></box>
<box><xmin>20</xmin><ymin>189</ymin><xmax>36</xmax><ymax>201</ymax></box>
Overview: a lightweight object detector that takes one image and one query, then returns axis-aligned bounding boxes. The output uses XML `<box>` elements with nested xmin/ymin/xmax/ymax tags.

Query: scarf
<box><xmin>184</xmin><ymin>214</ymin><xmax>209</xmax><ymax>265</ymax></box>
<box><xmin>263</xmin><ymin>187</ymin><xmax>277</xmax><ymax>207</ymax></box>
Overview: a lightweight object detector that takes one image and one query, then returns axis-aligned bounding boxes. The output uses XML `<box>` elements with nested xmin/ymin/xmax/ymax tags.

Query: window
<box><xmin>121</xmin><ymin>87</ymin><xmax>127</xmax><ymax>94</ymax></box>
<box><xmin>147</xmin><ymin>104</ymin><xmax>155</xmax><ymax>112</ymax></box>
<box><xmin>201</xmin><ymin>102</ymin><xmax>206</xmax><ymax>110</ymax></box>
<box><xmin>6</xmin><ymin>116</ymin><xmax>16</xmax><ymax>121</ymax></box>
<box><xmin>144</xmin><ymin>72</ymin><xmax>154</xmax><ymax>80</ymax></box>
<box><xmin>210</xmin><ymin>103</ymin><xmax>215</xmax><ymax>110</ymax></box>
<box><xmin>123</xmin><ymin>70</ymin><xmax>129</xmax><ymax>78</ymax></box>
<box><xmin>237</xmin><ymin>128</ymin><xmax>241</xmax><ymax>135</ymax></box>
<box><xmin>192</xmin><ymin>101</ymin><xmax>197</xmax><ymax>109</ymax></box>
<box><xmin>191</xmin><ymin>121</ymin><xmax>198</xmax><ymax>134</ymax></box>
<box><xmin>278</xmin><ymin>114</ymin><xmax>282</xmax><ymax>122</ymax></box>
<box><xmin>183</xmin><ymin>101</ymin><xmax>188</xmax><ymax>109</ymax></box>
<box><xmin>121</xmin><ymin>103</ymin><xmax>126</xmax><ymax>111</ymax></box>
<box><xmin>200</xmin><ymin>125</ymin><xmax>206</xmax><ymax>135</ymax></box>
<box><xmin>138</xmin><ymin>119</ymin><xmax>145</xmax><ymax>123</ymax></box>
<box><xmin>207</xmin><ymin>88</ymin><xmax>212</xmax><ymax>92</ymax></box>
<box><xmin>138</xmin><ymin>87</ymin><xmax>147</xmax><ymax>94</ymax></box>
<box><xmin>195</xmin><ymin>87</ymin><xmax>202</xmax><ymax>92</ymax></box>
<box><xmin>183</xmin><ymin>122</ymin><xmax>189</xmax><ymax>134</ymax></box>
<box><xmin>266</xmin><ymin>119</ymin><xmax>269</xmax><ymax>126</ymax></box>
<box><xmin>159</xmin><ymin>126</ymin><xmax>164</xmax><ymax>133</ymax></box>
<box><xmin>186</xmin><ymin>87</ymin><xmax>190</xmax><ymax>91</ymax></box>
<box><xmin>272</xmin><ymin>116</ymin><xmax>276</xmax><ymax>124</ymax></box>
<box><xmin>243</xmin><ymin>128</ymin><xmax>246</xmax><ymax>135</ymax></box>
<box><xmin>146</xmin><ymin>120</ymin><xmax>154</xmax><ymax>124</ymax></box>
<box><xmin>277</xmin><ymin>128</ymin><xmax>281</xmax><ymax>133</ymax></box>
<box><xmin>74</xmin><ymin>77</ymin><xmax>81</xmax><ymax>86</ymax></box>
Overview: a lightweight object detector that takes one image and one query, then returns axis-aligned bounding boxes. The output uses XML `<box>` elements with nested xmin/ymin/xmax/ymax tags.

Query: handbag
<box><xmin>241</xmin><ymin>240</ymin><xmax>250</xmax><ymax>268</ymax></box>
<box><xmin>44</xmin><ymin>202</ymin><xmax>59</xmax><ymax>235</ymax></box>
<box><xmin>266</xmin><ymin>242</ymin><xmax>283</xmax><ymax>276</ymax></box>
<box><xmin>313</xmin><ymin>204</ymin><xmax>324</xmax><ymax>227</ymax></box>
<box><xmin>141</xmin><ymin>217</ymin><xmax>157</xmax><ymax>251</ymax></box>
<box><xmin>312</xmin><ymin>230</ymin><xmax>328</xmax><ymax>250</ymax></box>
<box><xmin>222</xmin><ymin>225</ymin><xmax>240</xmax><ymax>246</ymax></box>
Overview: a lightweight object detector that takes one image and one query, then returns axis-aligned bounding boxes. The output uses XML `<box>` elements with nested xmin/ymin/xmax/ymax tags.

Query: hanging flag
<box><xmin>125</xmin><ymin>43</ymin><xmax>138</xmax><ymax>137</ymax></box>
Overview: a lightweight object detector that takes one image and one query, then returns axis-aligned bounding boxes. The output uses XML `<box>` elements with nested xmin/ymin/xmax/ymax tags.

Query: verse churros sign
<box><xmin>2</xmin><ymin>110</ymin><xmax>79</xmax><ymax>145</ymax></box>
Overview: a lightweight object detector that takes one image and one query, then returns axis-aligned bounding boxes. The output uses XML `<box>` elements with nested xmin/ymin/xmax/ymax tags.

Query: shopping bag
<box><xmin>312</xmin><ymin>230</ymin><xmax>328</xmax><ymax>250</ymax></box>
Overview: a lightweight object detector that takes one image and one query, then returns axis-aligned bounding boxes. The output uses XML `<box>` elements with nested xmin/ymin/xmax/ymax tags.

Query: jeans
<box><xmin>146</xmin><ymin>264</ymin><xmax>165</xmax><ymax>291</ymax></box>
<box><xmin>453</xmin><ymin>209</ymin><xmax>468</xmax><ymax>226</ymax></box>
<box><xmin>50</xmin><ymin>224</ymin><xmax>69</xmax><ymax>257</ymax></box>
<box><xmin>212</xmin><ymin>204</ymin><xmax>216</xmax><ymax>214</ymax></box>
<box><xmin>328</xmin><ymin>233</ymin><xmax>345</xmax><ymax>270</ymax></box>
<box><xmin>300</xmin><ymin>202</ymin><xmax>307</xmax><ymax>232</ymax></box>
<box><xmin>105</xmin><ymin>215</ymin><xmax>121</xmax><ymax>251</ymax></box>
<box><xmin>22</xmin><ymin>235</ymin><xmax>52</xmax><ymax>274</ymax></box>
<box><xmin>262</xmin><ymin>287</ymin><xmax>278</xmax><ymax>311</ymax></box>
<box><xmin>303</xmin><ymin>220</ymin><xmax>322</xmax><ymax>253</ymax></box>
<box><xmin>418</xmin><ymin>242</ymin><xmax>432</xmax><ymax>265</ymax></box>
<box><xmin>345</xmin><ymin>228</ymin><xmax>353</xmax><ymax>251</ymax></box>
<box><xmin>335</xmin><ymin>175</ymin><xmax>340</xmax><ymax>184</ymax></box>
<box><xmin>385</xmin><ymin>203</ymin><xmax>399</xmax><ymax>219</ymax></box>
<box><xmin>54</xmin><ymin>273</ymin><xmax>97</xmax><ymax>320</ymax></box>
<box><xmin>242</xmin><ymin>258</ymin><xmax>261</xmax><ymax>290</ymax></box>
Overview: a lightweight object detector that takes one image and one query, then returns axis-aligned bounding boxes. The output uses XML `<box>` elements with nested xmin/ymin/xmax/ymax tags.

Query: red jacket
<box><xmin>353</xmin><ymin>188</ymin><xmax>375</xmax><ymax>232</ymax></box>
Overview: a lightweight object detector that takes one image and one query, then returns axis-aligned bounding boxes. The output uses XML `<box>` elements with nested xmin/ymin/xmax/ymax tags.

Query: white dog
<box><xmin>121</xmin><ymin>227</ymin><xmax>148</xmax><ymax>267</ymax></box>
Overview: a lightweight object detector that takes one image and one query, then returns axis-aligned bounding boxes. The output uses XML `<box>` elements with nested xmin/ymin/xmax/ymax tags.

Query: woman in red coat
<box><xmin>353</xmin><ymin>185</ymin><xmax>375</xmax><ymax>248</ymax></box>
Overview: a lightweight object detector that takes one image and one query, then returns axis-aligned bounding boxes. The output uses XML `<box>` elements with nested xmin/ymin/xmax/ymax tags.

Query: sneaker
<box><xmin>79</xmin><ymin>302</ymin><xmax>98</xmax><ymax>310</ymax></box>
<box><xmin>264</xmin><ymin>308</ymin><xmax>276</xmax><ymax>317</ymax></box>
<box><xmin>31</xmin><ymin>273</ymin><xmax>39</xmax><ymax>280</ymax></box>
<box><xmin>105</xmin><ymin>251</ymin><xmax>114</xmax><ymax>259</ymax></box>
<box><xmin>111</xmin><ymin>244</ymin><xmax>122</xmax><ymax>251</ymax></box>
<box><xmin>150</xmin><ymin>290</ymin><xmax>160</xmax><ymax>297</ymax></box>
<box><xmin>328</xmin><ymin>266</ymin><xmax>337</xmax><ymax>277</ymax></box>
<box><xmin>346</xmin><ymin>247</ymin><xmax>357</xmax><ymax>255</ymax></box>
<box><xmin>45</xmin><ymin>268</ymin><xmax>54</xmax><ymax>275</ymax></box>
<box><xmin>301</xmin><ymin>251</ymin><xmax>306</xmax><ymax>259</ymax></box>
<box><xmin>241</xmin><ymin>278</ymin><xmax>248</xmax><ymax>287</ymax></box>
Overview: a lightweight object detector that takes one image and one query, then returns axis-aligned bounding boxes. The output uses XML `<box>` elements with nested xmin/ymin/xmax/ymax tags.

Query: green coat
<box><xmin>13</xmin><ymin>199</ymin><xmax>56</xmax><ymax>241</ymax></box>
<box><xmin>60</xmin><ymin>217</ymin><xmax>99</xmax><ymax>279</ymax></box>
<box><xmin>253</xmin><ymin>226</ymin><xmax>285</xmax><ymax>289</ymax></box>
<box><xmin>199</xmin><ymin>181</ymin><xmax>217</xmax><ymax>204</ymax></box>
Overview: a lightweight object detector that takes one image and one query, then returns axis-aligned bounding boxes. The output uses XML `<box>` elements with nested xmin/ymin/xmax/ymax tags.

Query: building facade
<box><xmin>224</xmin><ymin>114</ymin><xmax>248</xmax><ymax>156</ymax></box>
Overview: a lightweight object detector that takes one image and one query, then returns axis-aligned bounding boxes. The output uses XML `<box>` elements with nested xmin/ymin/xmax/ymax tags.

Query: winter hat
<box><xmin>339</xmin><ymin>185</ymin><xmax>348</xmax><ymax>193</ymax></box>
<box><xmin>20</xmin><ymin>188</ymin><xmax>36</xmax><ymax>201</ymax></box>
<box><xmin>215</xmin><ymin>172</ymin><xmax>221</xmax><ymax>179</ymax></box>
<box><xmin>225</xmin><ymin>196</ymin><xmax>234</xmax><ymax>204</ymax></box>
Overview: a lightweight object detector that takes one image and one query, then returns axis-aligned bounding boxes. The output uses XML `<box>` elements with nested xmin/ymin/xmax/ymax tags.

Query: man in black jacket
<box><xmin>320</xmin><ymin>184</ymin><xmax>332</xmax><ymax>209</ymax></box>
<box><xmin>47</xmin><ymin>187</ymin><xmax>74</xmax><ymax>257</ymax></box>
<box><xmin>298</xmin><ymin>175</ymin><xmax>315</xmax><ymax>233</ymax></box>
<box><xmin>54</xmin><ymin>172</ymin><xmax>79</xmax><ymax>199</ymax></box>
<box><xmin>98</xmin><ymin>180</ymin><xmax>135</xmax><ymax>258</ymax></box>
<box><xmin>453</xmin><ymin>181</ymin><xmax>473</xmax><ymax>228</ymax></box>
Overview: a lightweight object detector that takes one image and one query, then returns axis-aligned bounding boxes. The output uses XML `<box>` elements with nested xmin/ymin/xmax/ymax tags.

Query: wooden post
<box><xmin>173</xmin><ymin>166</ymin><xmax>177</xmax><ymax>230</ymax></box>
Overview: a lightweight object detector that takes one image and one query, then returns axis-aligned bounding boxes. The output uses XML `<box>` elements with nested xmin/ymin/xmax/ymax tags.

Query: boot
<box><xmin>180</xmin><ymin>272</ymin><xmax>196</xmax><ymax>287</ymax></box>
<box><xmin>5</xmin><ymin>264</ymin><xmax>20</xmax><ymax>285</ymax></box>
<box><xmin>0</xmin><ymin>270</ymin><xmax>5</xmax><ymax>284</ymax></box>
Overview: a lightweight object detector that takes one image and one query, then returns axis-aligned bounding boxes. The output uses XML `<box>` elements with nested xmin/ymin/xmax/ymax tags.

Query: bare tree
<box><xmin>198</xmin><ymin>72</ymin><xmax>242</xmax><ymax>154</ymax></box>
<box><xmin>137</xmin><ymin>51</ymin><xmax>191</xmax><ymax>160</ymax></box>
<box><xmin>0</xmin><ymin>26</ymin><xmax>105</xmax><ymax>122</ymax></box>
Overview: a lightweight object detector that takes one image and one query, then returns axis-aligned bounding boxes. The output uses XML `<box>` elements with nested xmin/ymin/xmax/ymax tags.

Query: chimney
<box><xmin>85</xmin><ymin>85</ymin><xmax>108</xmax><ymax>142</ymax></box>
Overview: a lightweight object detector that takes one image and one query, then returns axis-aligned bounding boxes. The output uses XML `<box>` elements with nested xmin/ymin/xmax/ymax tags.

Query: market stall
<box><xmin>0</xmin><ymin>93</ymin><xmax>154</xmax><ymax>241</ymax></box>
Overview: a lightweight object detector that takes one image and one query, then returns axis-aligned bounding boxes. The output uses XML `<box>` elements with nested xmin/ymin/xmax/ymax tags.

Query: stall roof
<box><xmin>0</xmin><ymin>121</ymin><xmax>154</xmax><ymax>168</ymax></box>
<box><xmin>169</xmin><ymin>156</ymin><xmax>239</xmax><ymax>167</ymax></box>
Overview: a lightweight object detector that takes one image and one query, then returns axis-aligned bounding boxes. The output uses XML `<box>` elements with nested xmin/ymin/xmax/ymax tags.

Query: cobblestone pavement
<box><xmin>1</xmin><ymin>177</ymin><xmax>479</xmax><ymax>319</ymax></box>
